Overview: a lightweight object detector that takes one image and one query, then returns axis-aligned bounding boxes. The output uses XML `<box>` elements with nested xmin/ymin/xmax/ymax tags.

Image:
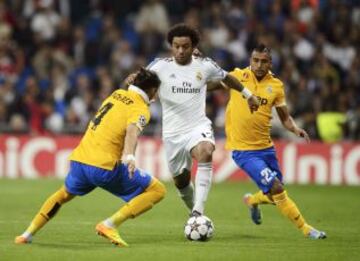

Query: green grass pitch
<box><xmin>1</xmin><ymin>179</ymin><xmax>359</xmax><ymax>261</ymax></box>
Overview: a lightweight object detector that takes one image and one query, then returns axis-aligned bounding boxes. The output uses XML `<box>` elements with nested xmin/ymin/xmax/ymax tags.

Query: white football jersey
<box><xmin>147</xmin><ymin>56</ymin><xmax>227</xmax><ymax>137</ymax></box>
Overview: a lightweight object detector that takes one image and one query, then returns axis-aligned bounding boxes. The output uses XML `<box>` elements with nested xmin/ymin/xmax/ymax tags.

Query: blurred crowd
<box><xmin>0</xmin><ymin>0</ymin><xmax>359</xmax><ymax>141</ymax></box>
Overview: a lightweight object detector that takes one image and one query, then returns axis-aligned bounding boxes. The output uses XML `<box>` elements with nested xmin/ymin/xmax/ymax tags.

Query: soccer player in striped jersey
<box><xmin>223</xmin><ymin>44</ymin><xmax>326</xmax><ymax>239</ymax></box>
<box><xmin>15</xmin><ymin>68</ymin><xmax>166</xmax><ymax>247</ymax></box>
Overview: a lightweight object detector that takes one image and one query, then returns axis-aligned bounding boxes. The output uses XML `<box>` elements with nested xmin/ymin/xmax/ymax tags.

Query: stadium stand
<box><xmin>0</xmin><ymin>0</ymin><xmax>359</xmax><ymax>141</ymax></box>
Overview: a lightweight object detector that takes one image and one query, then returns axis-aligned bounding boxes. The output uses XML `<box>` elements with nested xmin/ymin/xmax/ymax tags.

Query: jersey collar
<box><xmin>128</xmin><ymin>85</ymin><xmax>150</xmax><ymax>104</ymax></box>
<box><xmin>248</xmin><ymin>67</ymin><xmax>272</xmax><ymax>82</ymax></box>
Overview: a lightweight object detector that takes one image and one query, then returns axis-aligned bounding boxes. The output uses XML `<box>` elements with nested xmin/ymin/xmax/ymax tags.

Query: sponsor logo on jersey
<box><xmin>256</xmin><ymin>95</ymin><xmax>268</xmax><ymax>106</ymax></box>
<box><xmin>171</xmin><ymin>81</ymin><xmax>201</xmax><ymax>94</ymax></box>
<box><xmin>169</xmin><ymin>73</ymin><xmax>176</xmax><ymax>79</ymax></box>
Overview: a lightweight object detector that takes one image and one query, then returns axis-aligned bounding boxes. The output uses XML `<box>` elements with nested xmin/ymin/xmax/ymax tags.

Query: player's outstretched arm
<box><xmin>122</xmin><ymin>123</ymin><xmax>141</xmax><ymax>177</ymax></box>
<box><xmin>276</xmin><ymin>105</ymin><xmax>310</xmax><ymax>142</ymax></box>
<box><xmin>221</xmin><ymin>74</ymin><xmax>260</xmax><ymax>113</ymax></box>
<box><xmin>206</xmin><ymin>81</ymin><xmax>226</xmax><ymax>92</ymax></box>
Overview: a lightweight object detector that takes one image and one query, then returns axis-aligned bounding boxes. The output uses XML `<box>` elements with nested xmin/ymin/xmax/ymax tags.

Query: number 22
<box><xmin>260</xmin><ymin>168</ymin><xmax>275</xmax><ymax>184</ymax></box>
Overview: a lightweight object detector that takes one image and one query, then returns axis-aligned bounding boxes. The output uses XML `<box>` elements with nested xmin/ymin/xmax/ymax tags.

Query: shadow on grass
<box><xmin>133</xmin><ymin>232</ymin><xmax>265</xmax><ymax>247</ymax></box>
<box><xmin>209</xmin><ymin>233</ymin><xmax>266</xmax><ymax>244</ymax></box>
<box><xmin>35</xmin><ymin>241</ymin><xmax>115</xmax><ymax>250</ymax></box>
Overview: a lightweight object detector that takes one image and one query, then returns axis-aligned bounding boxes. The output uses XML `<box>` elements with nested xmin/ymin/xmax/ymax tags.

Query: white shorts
<box><xmin>163</xmin><ymin>124</ymin><xmax>215</xmax><ymax>177</ymax></box>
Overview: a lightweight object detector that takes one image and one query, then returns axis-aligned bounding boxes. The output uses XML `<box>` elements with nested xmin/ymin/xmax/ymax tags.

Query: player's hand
<box><xmin>122</xmin><ymin>154</ymin><xmax>136</xmax><ymax>178</ymax></box>
<box><xmin>124</xmin><ymin>73</ymin><xmax>137</xmax><ymax>87</ymax></box>
<box><xmin>295</xmin><ymin>128</ymin><xmax>310</xmax><ymax>143</ymax></box>
<box><xmin>127</xmin><ymin>161</ymin><xmax>136</xmax><ymax>178</ymax></box>
<box><xmin>193</xmin><ymin>48</ymin><xmax>203</xmax><ymax>57</ymax></box>
<box><xmin>247</xmin><ymin>95</ymin><xmax>260</xmax><ymax>113</ymax></box>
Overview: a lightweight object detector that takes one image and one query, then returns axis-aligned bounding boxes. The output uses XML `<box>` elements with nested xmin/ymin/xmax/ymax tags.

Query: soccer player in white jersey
<box><xmin>146</xmin><ymin>24</ymin><xmax>259</xmax><ymax>216</ymax></box>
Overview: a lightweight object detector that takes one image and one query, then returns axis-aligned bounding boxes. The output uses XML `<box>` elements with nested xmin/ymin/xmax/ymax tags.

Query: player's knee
<box><xmin>58</xmin><ymin>186</ymin><xmax>75</xmax><ymax>204</ymax></box>
<box><xmin>192</xmin><ymin>142</ymin><xmax>214</xmax><ymax>161</ymax></box>
<box><xmin>269</xmin><ymin>178</ymin><xmax>284</xmax><ymax>196</ymax></box>
<box><xmin>152</xmin><ymin>180</ymin><xmax>166</xmax><ymax>203</ymax></box>
<box><xmin>198</xmin><ymin>145</ymin><xmax>214</xmax><ymax>161</ymax></box>
<box><xmin>203</xmin><ymin>146</ymin><xmax>214</xmax><ymax>158</ymax></box>
<box><xmin>143</xmin><ymin>179</ymin><xmax>166</xmax><ymax>207</ymax></box>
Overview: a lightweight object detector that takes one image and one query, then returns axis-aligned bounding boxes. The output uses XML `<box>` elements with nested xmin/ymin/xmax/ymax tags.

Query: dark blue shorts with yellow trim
<box><xmin>65</xmin><ymin>161</ymin><xmax>152</xmax><ymax>202</ymax></box>
<box><xmin>232</xmin><ymin>147</ymin><xmax>283</xmax><ymax>193</ymax></box>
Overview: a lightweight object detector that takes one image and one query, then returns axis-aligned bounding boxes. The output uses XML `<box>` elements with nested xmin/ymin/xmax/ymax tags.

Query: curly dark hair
<box><xmin>167</xmin><ymin>23</ymin><xmax>200</xmax><ymax>47</ymax></box>
<box><xmin>133</xmin><ymin>67</ymin><xmax>161</xmax><ymax>91</ymax></box>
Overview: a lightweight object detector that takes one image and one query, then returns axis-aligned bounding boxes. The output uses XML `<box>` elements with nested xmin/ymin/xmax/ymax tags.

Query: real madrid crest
<box><xmin>196</xmin><ymin>72</ymin><xmax>203</xmax><ymax>81</ymax></box>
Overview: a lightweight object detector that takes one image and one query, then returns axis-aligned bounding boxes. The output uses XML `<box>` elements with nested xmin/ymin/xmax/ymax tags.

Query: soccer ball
<box><xmin>184</xmin><ymin>215</ymin><xmax>214</xmax><ymax>241</ymax></box>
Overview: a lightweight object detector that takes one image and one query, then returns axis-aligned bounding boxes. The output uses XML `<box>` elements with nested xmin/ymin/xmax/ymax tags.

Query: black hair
<box><xmin>167</xmin><ymin>23</ymin><xmax>200</xmax><ymax>47</ymax></box>
<box><xmin>133</xmin><ymin>67</ymin><xmax>161</xmax><ymax>91</ymax></box>
<box><xmin>252</xmin><ymin>43</ymin><xmax>272</xmax><ymax>58</ymax></box>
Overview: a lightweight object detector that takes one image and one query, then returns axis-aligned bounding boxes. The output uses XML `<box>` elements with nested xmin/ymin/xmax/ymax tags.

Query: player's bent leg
<box><xmin>270</xmin><ymin>180</ymin><xmax>326</xmax><ymax>239</ymax></box>
<box><xmin>15</xmin><ymin>186</ymin><xmax>75</xmax><ymax>244</ymax></box>
<box><xmin>233</xmin><ymin>152</ymin><xmax>273</xmax><ymax>225</ymax></box>
<box><xmin>191</xmin><ymin>141</ymin><xmax>214</xmax><ymax>215</ymax></box>
<box><xmin>111</xmin><ymin>178</ymin><xmax>166</xmax><ymax>223</ymax></box>
<box><xmin>243</xmin><ymin>190</ymin><xmax>274</xmax><ymax>225</ymax></box>
<box><xmin>174</xmin><ymin>169</ymin><xmax>194</xmax><ymax>211</ymax></box>
<box><xmin>126</xmin><ymin>178</ymin><xmax>166</xmax><ymax>217</ymax></box>
<box><xmin>97</xmin><ymin>178</ymin><xmax>166</xmax><ymax>246</ymax></box>
<box><xmin>246</xmin><ymin>190</ymin><xmax>274</xmax><ymax>205</ymax></box>
<box><xmin>243</xmin><ymin>193</ymin><xmax>262</xmax><ymax>225</ymax></box>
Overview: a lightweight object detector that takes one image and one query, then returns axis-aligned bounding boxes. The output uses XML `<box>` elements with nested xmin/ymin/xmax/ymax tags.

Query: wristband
<box><xmin>124</xmin><ymin>154</ymin><xmax>136</xmax><ymax>162</ymax></box>
<box><xmin>241</xmin><ymin>88</ymin><xmax>253</xmax><ymax>99</ymax></box>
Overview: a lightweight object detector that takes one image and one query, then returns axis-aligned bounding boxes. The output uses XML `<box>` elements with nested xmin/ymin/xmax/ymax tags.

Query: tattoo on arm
<box><xmin>222</xmin><ymin>74</ymin><xmax>244</xmax><ymax>92</ymax></box>
<box><xmin>207</xmin><ymin>81</ymin><xmax>224</xmax><ymax>91</ymax></box>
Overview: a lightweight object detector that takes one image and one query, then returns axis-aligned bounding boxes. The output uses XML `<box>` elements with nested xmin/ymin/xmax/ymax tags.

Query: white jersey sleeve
<box><xmin>146</xmin><ymin>58</ymin><xmax>169</xmax><ymax>72</ymax></box>
<box><xmin>201</xmin><ymin>57</ymin><xmax>228</xmax><ymax>82</ymax></box>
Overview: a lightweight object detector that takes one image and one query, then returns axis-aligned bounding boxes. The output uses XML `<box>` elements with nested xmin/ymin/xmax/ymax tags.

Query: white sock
<box><xmin>22</xmin><ymin>231</ymin><xmax>32</xmax><ymax>240</ymax></box>
<box><xmin>103</xmin><ymin>218</ymin><xmax>116</xmax><ymax>228</ymax></box>
<box><xmin>193</xmin><ymin>162</ymin><xmax>212</xmax><ymax>214</ymax></box>
<box><xmin>177</xmin><ymin>182</ymin><xmax>194</xmax><ymax>210</ymax></box>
